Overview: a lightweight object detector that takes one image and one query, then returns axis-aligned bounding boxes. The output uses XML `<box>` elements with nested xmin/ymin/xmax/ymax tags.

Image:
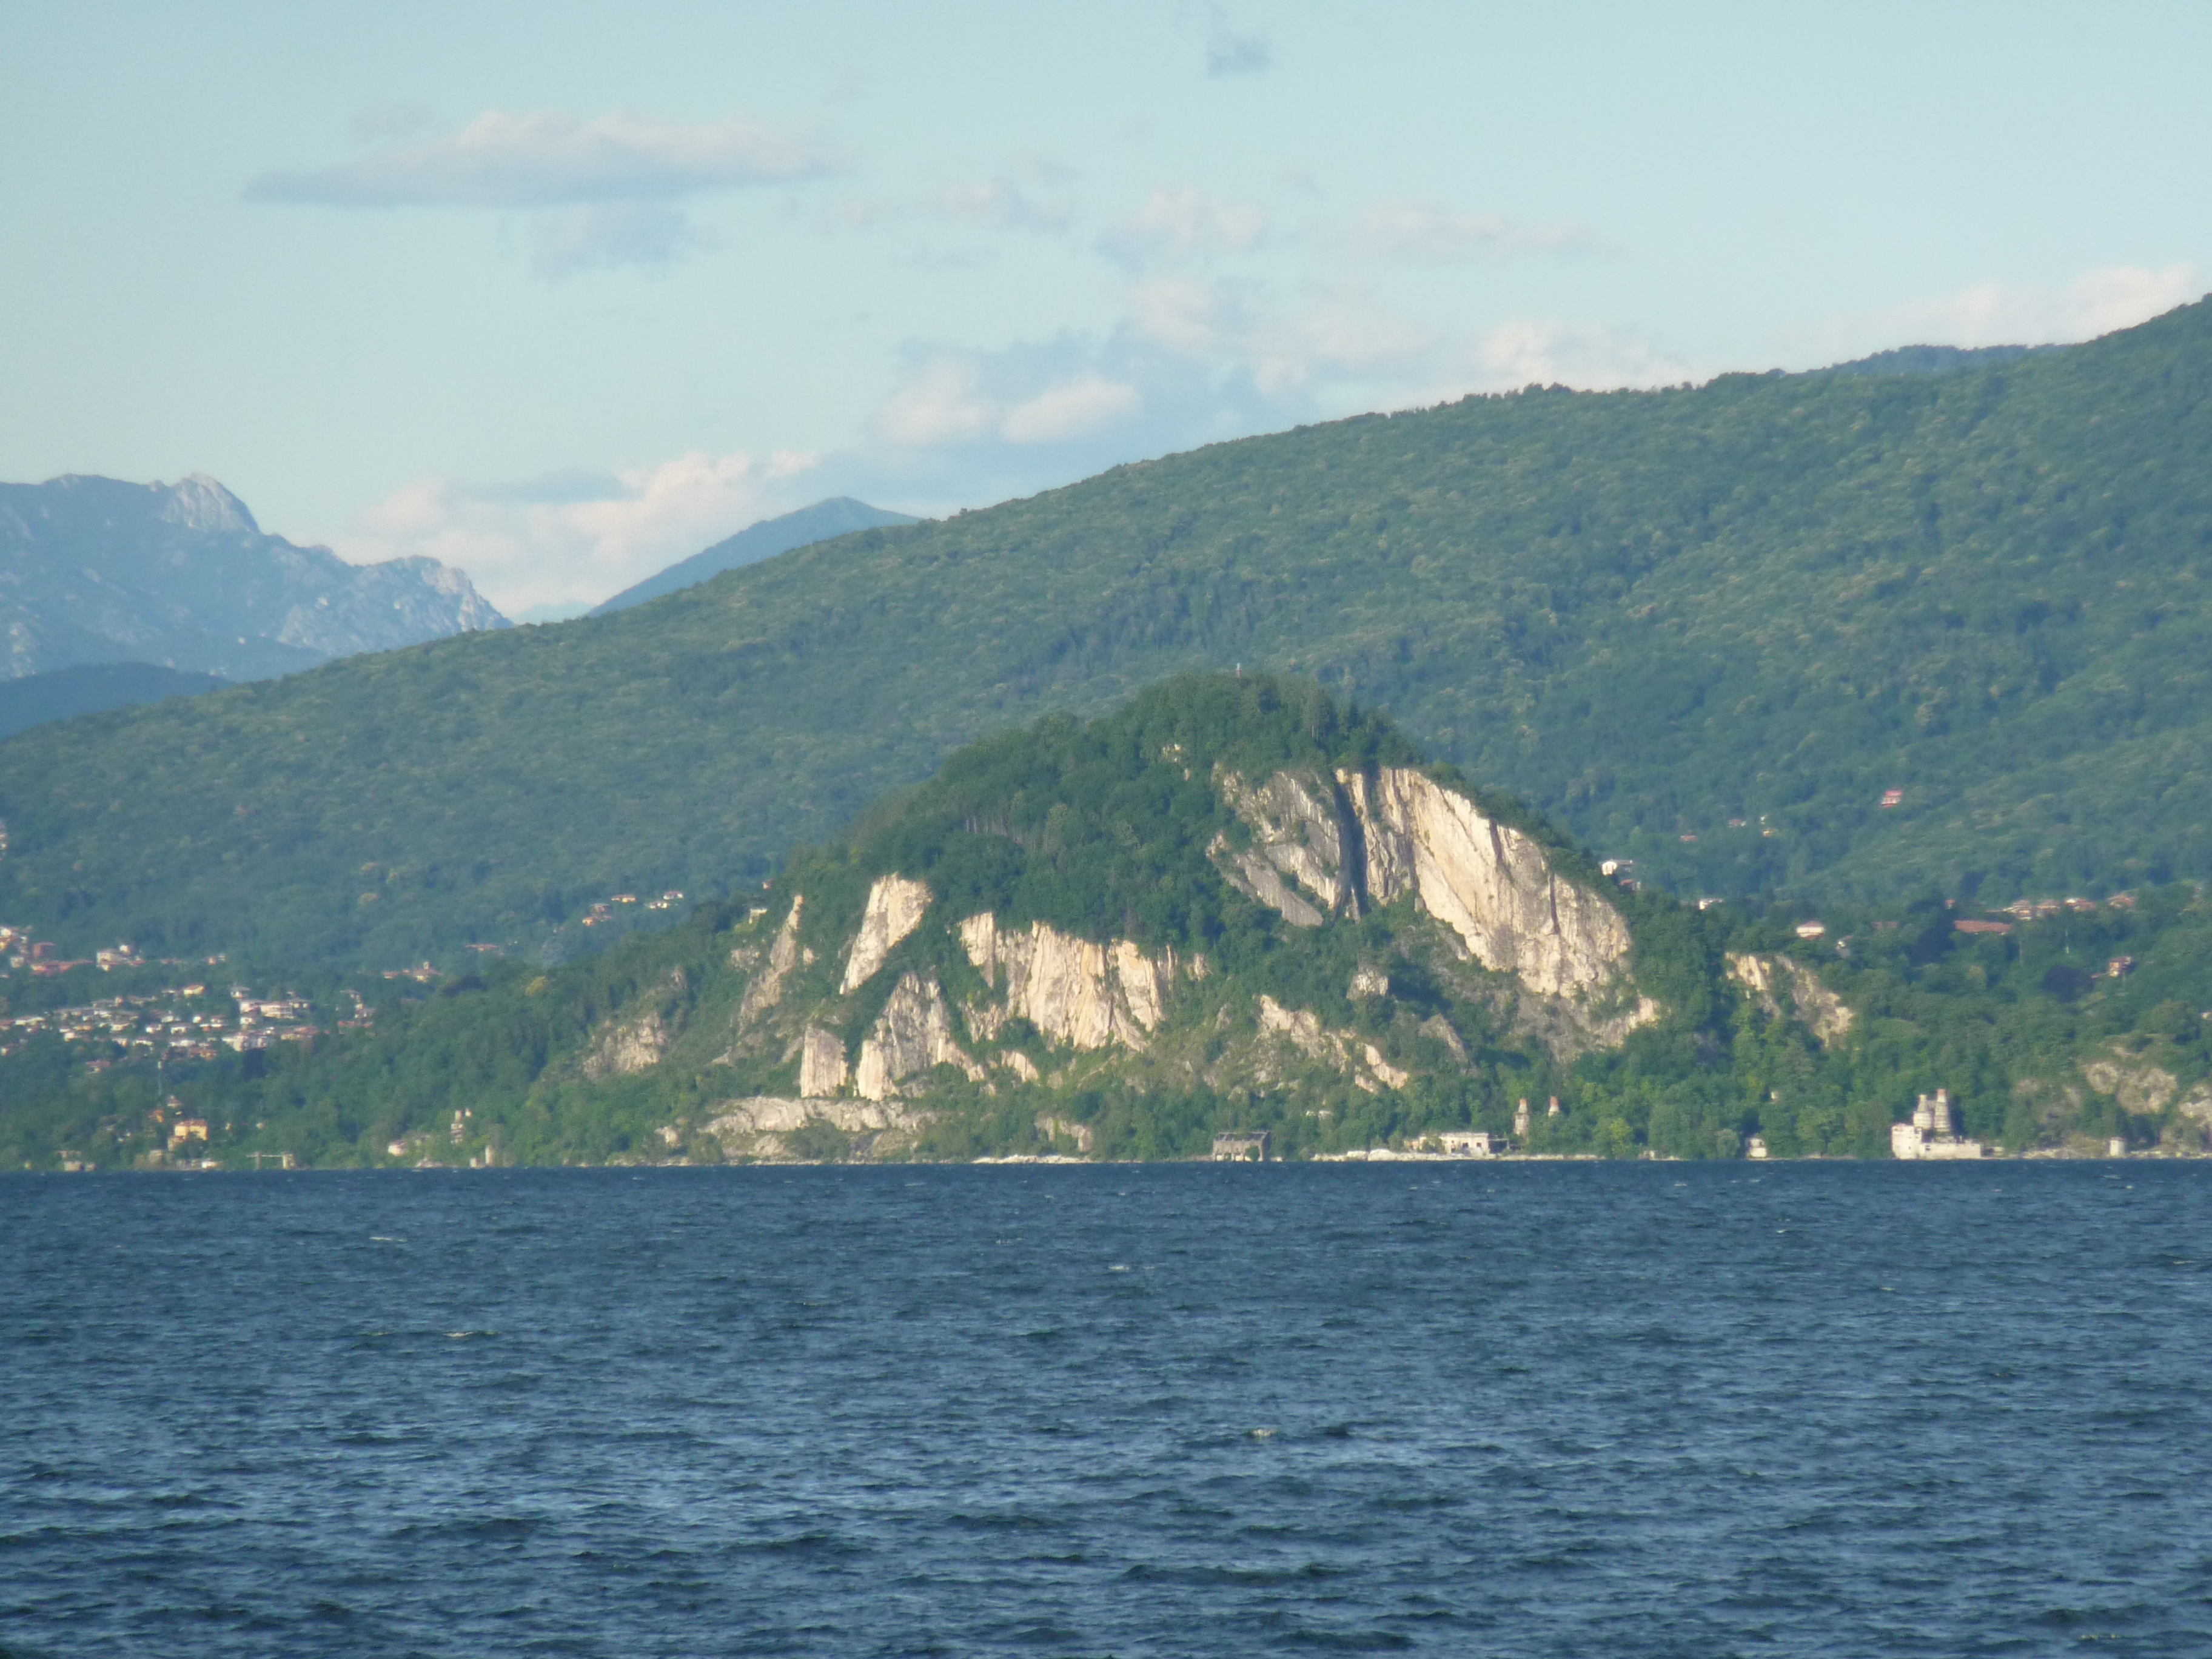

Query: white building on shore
<box><xmin>1892</xmin><ymin>1089</ymin><xmax>1985</xmax><ymax>1159</ymax></box>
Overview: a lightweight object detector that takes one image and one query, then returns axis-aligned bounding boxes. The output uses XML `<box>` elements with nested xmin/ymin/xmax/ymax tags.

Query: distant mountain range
<box><xmin>5</xmin><ymin>306</ymin><xmax>2211</xmax><ymax>971</ymax></box>
<box><xmin>0</xmin><ymin>474</ymin><xmax>507</xmax><ymax>683</ymax></box>
<box><xmin>589</xmin><ymin>497</ymin><xmax>917</xmax><ymax>616</ymax></box>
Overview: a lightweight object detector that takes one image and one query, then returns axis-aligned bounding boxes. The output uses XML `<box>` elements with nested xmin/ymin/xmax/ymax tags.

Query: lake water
<box><xmin>2</xmin><ymin>1163</ymin><xmax>2207</xmax><ymax>1657</ymax></box>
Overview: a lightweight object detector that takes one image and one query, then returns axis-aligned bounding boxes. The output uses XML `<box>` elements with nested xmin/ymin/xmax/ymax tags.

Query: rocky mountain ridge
<box><xmin>0</xmin><ymin>473</ymin><xmax>506</xmax><ymax>682</ymax></box>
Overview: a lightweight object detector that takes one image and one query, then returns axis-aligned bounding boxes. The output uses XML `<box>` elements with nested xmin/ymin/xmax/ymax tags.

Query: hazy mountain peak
<box><xmin>0</xmin><ymin>472</ymin><xmax>507</xmax><ymax>682</ymax></box>
<box><xmin>159</xmin><ymin>474</ymin><xmax>260</xmax><ymax>534</ymax></box>
<box><xmin>589</xmin><ymin>495</ymin><xmax>919</xmax><ymax>616</ymax></box>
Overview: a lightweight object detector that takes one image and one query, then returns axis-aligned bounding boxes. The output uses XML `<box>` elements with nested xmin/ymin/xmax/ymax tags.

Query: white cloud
<box><xmin>1870</xmin><ymin>263</ymin><xmax>2201</xmax><ymax>348</ymax></box>
<box><xmin>247</xmin><ymin>110</ymin><xmax>840</xmax><ymax>208</ymax></box>
<box><xmin>337</xmin><ymin>449</ymin><xmax>820</xmax><ymax>615</ymax></box>
<box><xmin>876</xmin><ymin>359</ymin><xmax>998</xmax><ymax>447</ymax></box>
<box><xmin>873</xmin><ymin>353</ymin><xmax>1142</xmax><ymax>451</ymax></box>
<box><xmin>1348</xmin><ymin>199</ymin><xmax>1610</xmax><ymax>263</ymax></box>
<box><xmin>1000</xmin><ymin>377</ymin><xmax>1142</xmax><ymax>444</ymax></box>
<box><xmin>1100</xmin><ymin>186</ymin><xmax>1268</xmax><ymax>267</ymax></box>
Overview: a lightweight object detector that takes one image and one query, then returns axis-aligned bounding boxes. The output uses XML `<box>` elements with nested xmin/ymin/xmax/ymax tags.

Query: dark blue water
<box><xmin>3</xmin><ymin>1164</ymin><xmax>2208</xmax><ymax>1657</ymax></box>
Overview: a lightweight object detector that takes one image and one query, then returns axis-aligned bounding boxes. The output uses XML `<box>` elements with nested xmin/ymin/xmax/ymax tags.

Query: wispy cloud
<box><xmin>247</xmin><ymin>110</ymin><xmax>841</xmax><ymax>209</ymax></box>
<box><xmin>866</xmin><ymin>275</ymin><xmax>1688</xmax><ymax>479</ymax></box>
<box><xmin>1347</xmin><ymin>199</ymin><xmax>1612</xmax><ymax>263</ymax></box>
<box><xmin>1099</xmin><ymin>186</ymin><xmax>1269</xmax><ymax>267</ymax></box>
<box><xmin>1000</xmin><ymin>377</ymin><xmax>1144</xmax><ymax>444</ymax></box>
<box><xmin>873</xmin><ymin>353</ymin><xmax>1143</xmax><ymax>449</ymax></box>
<box><xmin>337</xmin><ymin>449</ymin><xmax>820</xmax><ymax>615</ymax></box>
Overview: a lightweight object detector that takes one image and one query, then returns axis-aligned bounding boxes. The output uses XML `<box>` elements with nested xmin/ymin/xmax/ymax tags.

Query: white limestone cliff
<box><xmin>957</xmin><ymin>912</ymin><xmax>1178</xmax><ymax>1051</ymax></box>
<box><xmin>1256</xmin><ymin>994</ymin><xmax>1410</xmax><ymax>1092</ymax></box>
<box><xmin>797</xmin><ymin>1025</ymin><xmax>850</xmax><ymax>1096</ymax></box>
<box><xmin>1342</xmin><ymin>767</ymin><xmax>1635</xmax><ymax>1003</ymax></box>
<box><xmin>1728</xmin><ymin>953</ymin><xmax>1855</xmax><ymax>1047</ymax></box>
<box><xmin>582</xmin><ymin>1010</ymin><xmax>668</xmax><ymax>1079</ymax></box>
<box><xmin>700</xmin><ymin>1096</ymin><xmax>933</xmax><ymax>1161</ymax></box>
<box><xmin>1212</xmin><ymin>769</ymin><xmax>1351</xmax><ymax>927</ymax></box>
<box><xmin>853</xmin><ymin>973</ymin><xmax>987</xmax><ymax>1100</ymax></box>
<box><xmin>739</xmin><ymin>897</ymin><xmax>805</xmax><ymax>1027</ymax></box>
<box><xmin>840</xmin><ymin>874</ymin><xmax>932</xmax><ymax>993</ymax></box>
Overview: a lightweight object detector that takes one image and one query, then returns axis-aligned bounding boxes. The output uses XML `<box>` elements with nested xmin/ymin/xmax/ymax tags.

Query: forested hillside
<box><xmin>5</xmin><ymin>301</ymin><xmax>2212</xmax><ymax>970</ymax></box>
<box><xmin>7</xmin><ymin>678</ymin><xmax>2207</xmax><ymax>1171</ymax></box>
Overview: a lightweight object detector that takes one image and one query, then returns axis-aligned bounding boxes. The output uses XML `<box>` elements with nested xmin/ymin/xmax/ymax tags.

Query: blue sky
<box><xmin>5</xmin><ymin>2</ymin><xmax>2209</xmax><ymax>618</ymax></box>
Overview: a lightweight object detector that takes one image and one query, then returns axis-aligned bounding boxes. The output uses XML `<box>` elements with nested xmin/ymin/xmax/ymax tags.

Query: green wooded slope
<box><xmin>5</xmin><ymin>300</ymin><xmax>2211</xmax><ymax>968</ymax></box>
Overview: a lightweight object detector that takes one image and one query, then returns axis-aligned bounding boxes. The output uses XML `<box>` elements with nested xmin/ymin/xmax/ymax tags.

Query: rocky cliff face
<box><xmin>1728</xmin><ymin>953</ymin><xmax>1855</xmax><ymax>1047</ymax></box>
<box><xmin>854</xmin><ymin>971</ymin><xmax>987</xmax><ymax>1100</ymax></box>
<box><xmin>1256</xmin><ymin>994</ymin><xmax>1409</xmax><ymax>1093</ymax></box>
<box><xmin>738</xmin><ymin>897</ymin><xmax>808</xmax><ymax>1028</ymax></box>
<box><xmin>958</xmin><ymin>913</ymin><xmax>1182</xmax><ymax>1051</ymax></box>
<box><xmin>583</xmin><ymin>1010</ymin><xmax>669</xmax><ymax>1079</ymax></box>
<box><xmin>1213</xmin><ymin>770</ymin><xmax>1353</xmax><ymax>925</ymax></box>
<box><xmin>842</xmin><ymin>874</ymin><xmax>933</xmax><ymax>992</ymax></box>
<box><xmin>700</xmin><ymin>1095</ymin><xmax>931</xmax><ymax>1161</ymax></box>
<box><xmin>1214</xmin><ymin>762</ymin><xmax>1648</xmax><ymax>1037</ymax></box>
<box><xmin>705</xmin><ymin>760</ymin><xmax>1648</xmax><ymax>1142</ymax></box>
<box><xmin>1347</xmin><ymin>768</ymin><xmax>1632</xmax><ymax>1001</ymax></box>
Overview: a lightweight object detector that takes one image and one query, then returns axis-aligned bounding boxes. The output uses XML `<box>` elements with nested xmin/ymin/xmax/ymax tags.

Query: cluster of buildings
<box><xmin>1997</xmin><ymin>893</ymin><xmax>2134</xmax><ymax>919</ymax></box>
<box><xmin>580</xmin><ymin>890</ymin><xmax>686</xmax><ymax>927</ymax></box>
<box><xmin>1</xmin><ymin>925</ymin><xmax>227</xmax><ymax>979</ymax></box>
<box><xmin>0</xmin><ymin>984</ymin><xmax>326</xmax><ymax>1062</ymax></box>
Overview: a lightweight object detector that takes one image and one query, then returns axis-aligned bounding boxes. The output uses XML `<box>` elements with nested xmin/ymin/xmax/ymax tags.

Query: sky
<box><xmin>5</xmin><ymin>2</ymin><xmax>2210</xmax><ymax>620</ymax></box>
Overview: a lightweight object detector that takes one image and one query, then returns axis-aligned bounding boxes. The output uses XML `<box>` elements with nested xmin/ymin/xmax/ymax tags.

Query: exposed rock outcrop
<box><xmin>854</xmin><ymin>973</ymin><xmax>987</xmax><ymax>1100</ymax></box>
<box><xmin>957</xmin><ymin>913</ymin><xmax>1179</xmax><ymax>1051</ymax></box>
<box><xmin>738</xmin><ymin>897</ymin><xmax>805</xmax><ymax>1027</ymax></box>
<box><xmin>1213</xmin><ymin>769</ymin><xmax>1353</xmax><ymax>926</ymax></box>
<box><xmin>1729</xmin><ymin>953</ymin><xmax>1855</xmax><ymax>1047</ymax></box>
<box><xmin>1418</xmin><ymin>1013</ymin><xmax>1469</xmax><ymax>1064</ymax></box>
<box><xmin>798</xmin><ymin>1025</ymin><xmax>849</xmax><ymax>1096</ymax></box>
<box><xmin>1035</xmin><ymin>1114</ymin><xmax>1094</xmax><ymax>1152</ymax></box>
<box><xmin>1349</xmin><ymin>965</ymin><xmax>1390</xmax><ymax>999</ymax></box>
<box><xmin>2080</xmin><ymin>1050</ymin><xmax>2180</xmax><ymax>1115</ymax></box>
<box><xmin>840</xmin><ymin>874</ymin><xmax>932</xmax><ymax>993</ymax></box>
<box><xmin>1344</xmin><ymin>768</ymin><xmax>1632</xmax><ymax>1001</ymax></box>
<box><xmin>1256</xmin><ymin>994</ymin><xmax>1410</xmax><ymax>1093</ymax></box>
<box><xmin>700</xmin><ymin>1096</ymin><xmax>933</xmax><ymax>1161</ymax></box>
<box><xmin>583</xmin><ymin>1010</ymin><xmax>669</xmax><ymax>1079</ymax></box>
